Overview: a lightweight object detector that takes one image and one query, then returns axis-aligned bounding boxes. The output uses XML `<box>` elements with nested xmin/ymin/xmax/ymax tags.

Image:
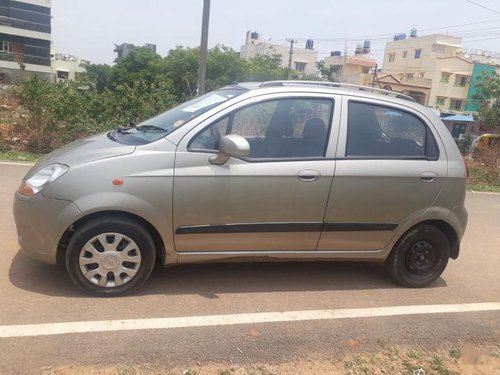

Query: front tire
<box><xmin>66</xmin><ymin>216</ymin><xmax>156</xmax><ymax>296</ymax></box>
<box><xmin>387</xmin><ymin>224</ymin><xmax>450</xmax><ymax>288</ymax></box>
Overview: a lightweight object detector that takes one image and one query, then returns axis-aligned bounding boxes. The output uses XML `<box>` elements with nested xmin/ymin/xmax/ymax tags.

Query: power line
<box><xmin>465</xmin><ymin>0</ymin><xmax>500</xmax><ymax>15</ymax></box>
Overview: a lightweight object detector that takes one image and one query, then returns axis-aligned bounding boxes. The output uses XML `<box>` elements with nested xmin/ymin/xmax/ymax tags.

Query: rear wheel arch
<box><xmin>57</xmin><ymin>210</ymin><xmax>166</xmax><ymax>266</ymax></box>
<box><xmin>415</xmin><ymin>219</ymin><xmax>459</xmax><ymax>259</ymax></box>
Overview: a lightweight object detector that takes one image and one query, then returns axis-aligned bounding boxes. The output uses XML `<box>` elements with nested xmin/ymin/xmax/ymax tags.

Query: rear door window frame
<box><xmin>337</xmin><ymin>97</ymin><xmax>442</xmax><ymax>161</ymax></box>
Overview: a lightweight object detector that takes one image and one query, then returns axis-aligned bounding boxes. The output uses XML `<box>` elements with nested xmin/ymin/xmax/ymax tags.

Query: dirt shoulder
<box><xmin>45</xmin><ymin>345</ymin><xmax>499</xmax><ymax>375</ymax></box>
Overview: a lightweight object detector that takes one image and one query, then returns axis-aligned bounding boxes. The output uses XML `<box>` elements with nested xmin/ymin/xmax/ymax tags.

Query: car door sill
<box><xmin>175</xmin><ymin>249</ymin><xmax>387</xmax><ymax>263</ymax></box>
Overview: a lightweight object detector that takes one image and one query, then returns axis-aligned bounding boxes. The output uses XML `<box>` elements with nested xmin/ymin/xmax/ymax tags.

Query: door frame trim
<box><xmin>175</xmin><ymin>222</ymin><xmax>398</xmax><ymax>235</ymax></box>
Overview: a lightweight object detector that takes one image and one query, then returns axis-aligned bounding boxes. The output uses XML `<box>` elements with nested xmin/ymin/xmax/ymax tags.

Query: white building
<box><xmin>51</xmin><ymin>51</ymin><xmax>89</xmax><ymax>82</ymax></box>
<box><xmin>0</xmin><ymin>0</ymin><xmax>53</xmax><ymax>84</ymax></box>
<box><xmin>240</xmin><ymin>31</ymin><xmax>319</xmax><ymax>76</ymax></box>
<box><xmin>381</xmin><ymin>31</ymin><xmax>498</xmax><ymax>113</ymax></box>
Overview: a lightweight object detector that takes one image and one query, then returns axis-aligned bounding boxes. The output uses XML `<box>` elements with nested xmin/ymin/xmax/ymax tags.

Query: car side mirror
<box><xmin>209</xmin><ymin>134</ymin><xmax>250</xmax><ymax>165</ymax></box>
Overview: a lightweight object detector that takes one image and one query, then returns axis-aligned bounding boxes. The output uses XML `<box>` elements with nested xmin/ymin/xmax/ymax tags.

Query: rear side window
<box><xmin>346</xmin><ymin>102</ymin><xmax>439</xmax><ymax>159</ymax></box>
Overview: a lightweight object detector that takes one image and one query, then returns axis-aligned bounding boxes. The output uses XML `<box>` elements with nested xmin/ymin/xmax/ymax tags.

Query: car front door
<box><xmin>318</xmin><ymin>97</ymin><xmax>447</xmax><ymax>252</ymax></box>
<box><xmin>173</xmin><ymin>93</ymin><xmax>340</xmax><ymax>253</ymax></box>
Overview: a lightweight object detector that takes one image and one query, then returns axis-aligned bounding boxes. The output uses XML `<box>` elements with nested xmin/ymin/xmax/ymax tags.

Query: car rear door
<box><xmin>173</xmin><ymin>93</ymin><xmax>341</xmax><ymax>253</ymax></box>
<box><xmin>318</xmin><ymin>96</ymin><xmax>447</xmax><ymax>252</ymax></box>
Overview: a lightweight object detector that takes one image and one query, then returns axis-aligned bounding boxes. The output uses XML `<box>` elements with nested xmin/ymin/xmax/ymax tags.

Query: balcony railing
<box><xmin>0</xmin><ymin>15</ymin><xmax>50</xmax><ymax>34</ymax></box>
<box><xmin>0</xmin><ymin>51</ymin><xmax>50</xmax><ymax>66</ymax></box>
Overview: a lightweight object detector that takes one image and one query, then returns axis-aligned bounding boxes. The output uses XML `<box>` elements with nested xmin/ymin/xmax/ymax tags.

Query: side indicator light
<box><xmin>112</xmin><ymin>179</ymin><xmax>124</xmax><ymax>186</ymax></box>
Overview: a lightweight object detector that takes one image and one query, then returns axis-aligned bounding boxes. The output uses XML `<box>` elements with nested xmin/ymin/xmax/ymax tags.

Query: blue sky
<box><xmin>52</xmin><ymin>0</ymin><xmax>500</xmax><ymax>65</ymax></box>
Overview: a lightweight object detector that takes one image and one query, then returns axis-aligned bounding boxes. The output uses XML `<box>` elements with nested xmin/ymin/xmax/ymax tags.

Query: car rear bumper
<box><xmin>13</xmin><ymin>192</ymin><xmax>82</xmax><ymax>265</ymax></box>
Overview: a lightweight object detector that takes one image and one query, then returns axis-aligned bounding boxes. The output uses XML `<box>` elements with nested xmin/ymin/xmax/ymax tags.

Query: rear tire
<box><xmin>66</xmin><ymin>216</ymin><xmax>156</xmax><ymax>296</ymax></box>
<box><xmin>387</xmin><ymin>224</ymin><xmax>450</xmax><ymax>288</ymax></box>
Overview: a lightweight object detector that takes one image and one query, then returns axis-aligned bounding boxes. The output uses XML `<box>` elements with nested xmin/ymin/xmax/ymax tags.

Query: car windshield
<box><xmin>110</xmin><ymin>88</ymin><xmax>246</xmax><ymax>145</ymax></box>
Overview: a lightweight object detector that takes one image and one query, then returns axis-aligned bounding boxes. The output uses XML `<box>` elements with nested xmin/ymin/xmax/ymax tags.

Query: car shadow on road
<box><xmin>9</xmin><ymin>250</ymin><xmax>447</xmax><ymax>298</ymax></box>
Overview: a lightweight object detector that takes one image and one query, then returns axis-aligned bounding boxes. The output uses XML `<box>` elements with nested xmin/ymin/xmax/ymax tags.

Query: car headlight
<box><xmin>18</xmin><ymin>163</ymin><xmax>69</xmax><ymax>196</ymax></box>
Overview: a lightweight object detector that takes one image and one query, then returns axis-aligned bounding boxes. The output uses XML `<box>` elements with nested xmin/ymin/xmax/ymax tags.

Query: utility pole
<box><xmin>285</xmin><ymin>38</ymin><xmax>297</xmax><ymax>79</ymax></box>
<box><xmin>341</xmin><ymin>40</ymin><xmax>348</xmax><ymax>82</ymax></box>
<box><xmin>197</xmin><ymin>0</ymin><xmax>211</xmax><ymax>95</ymax></box>
<box><xmin>371</xmin><ymin>63</ymin><xmax>381</xmax><ymax>88</ymax></box>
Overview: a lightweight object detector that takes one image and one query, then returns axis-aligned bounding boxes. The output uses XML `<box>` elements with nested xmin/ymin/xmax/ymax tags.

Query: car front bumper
<box><xmin>13</xmin><ymin>192</ymin><xmax>82</xmax><ymax>265</ymax></box>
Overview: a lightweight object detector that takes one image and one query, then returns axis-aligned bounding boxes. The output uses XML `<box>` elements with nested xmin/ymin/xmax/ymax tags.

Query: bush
<box><xmin>456</xmin><ymin>134</ymin><xmax>474</xmax><ymax>157</ymax></box>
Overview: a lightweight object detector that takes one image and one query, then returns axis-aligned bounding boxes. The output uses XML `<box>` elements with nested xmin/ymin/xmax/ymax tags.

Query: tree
<box><xmin>473</xmin><ymin>73</ymin><xmax>500</xmax><ymax>133</ymax></box>
<box><xmin>316</xmin><ymin>60</ymin><xmax>341</xmax><ymax>82</ymax></box>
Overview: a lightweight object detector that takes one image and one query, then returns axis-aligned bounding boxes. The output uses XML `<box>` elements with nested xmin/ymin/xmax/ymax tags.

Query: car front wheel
<box><xmin>66</xmin><ymin>216</ymin><xmax>156</xmax><ymax>296</ymax></box>
<box><xmin>387</xmin><ymin>224</ymin><xmax>450</xmax><ymax>288</ymax></box>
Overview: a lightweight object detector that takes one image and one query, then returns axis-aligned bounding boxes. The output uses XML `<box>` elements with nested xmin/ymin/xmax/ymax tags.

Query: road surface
<box><xmin>0</xmin><ymin>162</ymin><xmax>498</xmax><ymax>374</ymax></box>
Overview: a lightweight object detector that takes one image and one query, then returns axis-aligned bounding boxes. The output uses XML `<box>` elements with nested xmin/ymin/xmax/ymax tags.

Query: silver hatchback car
<box><xmin>13</xmin><ymin>81</ymin><xmax>468</xmax><ymax>296</ymax></box>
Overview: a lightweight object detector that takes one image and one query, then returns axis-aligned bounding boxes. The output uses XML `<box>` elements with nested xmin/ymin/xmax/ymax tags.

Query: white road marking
<box><xmin>0</xmin><ymin>161</ymin><xmax>35</xmax><ymax>167</ymax></box>
<box><xmin>0</xmin><ymin>302</ymin><xmax>498</xmax><ymax>338</ymax></box>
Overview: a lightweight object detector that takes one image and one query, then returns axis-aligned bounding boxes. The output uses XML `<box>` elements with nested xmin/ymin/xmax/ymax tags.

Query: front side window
<box><xmin>189</xmin><ymin>98</ymin><xmax>334</xmax><ymax>159</ymax></box>
<box><xmin>346</xmin><ymin>101</ymin><xmax>438</xmax><ymax>159</ymax></box>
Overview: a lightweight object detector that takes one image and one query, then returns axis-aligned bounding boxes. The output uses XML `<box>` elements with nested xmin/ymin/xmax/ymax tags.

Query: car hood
<box><xmin>30</xmin><ymin>132</ymin><xmax>135</xmax><ymax>172</ymax></box>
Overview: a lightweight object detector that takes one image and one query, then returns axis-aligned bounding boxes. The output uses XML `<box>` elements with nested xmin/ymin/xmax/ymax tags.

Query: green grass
<box><xmin>467</xmin><ymin>165</ymin><xmax>500</xmax><ymax>193</ymax></box>
<box><xmin>0</xmin><ymin>149</ymin><xmax>40</xmax><ymax>162</ymax></box>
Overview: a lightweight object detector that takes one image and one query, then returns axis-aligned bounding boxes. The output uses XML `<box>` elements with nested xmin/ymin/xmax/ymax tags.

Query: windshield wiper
<box><xmin>116</xmin><ymin>125</ymin><xmax>135</xmax><ymax>134</ymax></box>
<box><xmin>135</xmin><ymin>124</ymin><xmax>168</xmax><ymax>133</ymax></box>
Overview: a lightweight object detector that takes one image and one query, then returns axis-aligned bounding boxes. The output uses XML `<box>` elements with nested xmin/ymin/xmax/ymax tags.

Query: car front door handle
<box><xmin>420</xmin><ymin>172</ymin><xmax>438</xmax><ymax>182</ymax></box>
<box><xmin>297</xmin><ymin>169</ymin><xmax>321</xmax><ymax>182</ymax></box>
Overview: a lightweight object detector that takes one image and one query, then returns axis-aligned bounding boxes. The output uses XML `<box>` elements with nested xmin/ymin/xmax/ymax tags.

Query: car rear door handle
<box><xmin>420</xmin><ymin>172</ymin><xmax>438</xmax><ymax>182</ymax></box>
<box><xmin>297</xmin><ymin>169</ymin><xmax>320</xmax><ymax>182</ymax></box>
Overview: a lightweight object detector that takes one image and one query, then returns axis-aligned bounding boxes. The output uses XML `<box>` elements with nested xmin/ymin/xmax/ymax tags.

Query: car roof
<box><xmin>221</xmin><ymin>80</ymin><xmax>420</xmax><ymax>108</ymax></box>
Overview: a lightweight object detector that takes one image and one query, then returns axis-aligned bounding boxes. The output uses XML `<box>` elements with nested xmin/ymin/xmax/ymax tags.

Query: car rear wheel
<box><xmin>387</xmin><ymin>224</ymin><xmax>450</xmax><ymax>288</ymax></box>
<box><xmin>66</xmin><ymin>216</ymin><xmax>156</xmax><ymax>296</ymax></box>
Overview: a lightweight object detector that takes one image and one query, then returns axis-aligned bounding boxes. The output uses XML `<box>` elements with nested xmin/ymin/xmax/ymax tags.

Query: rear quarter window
<box><xmin>346</xmin><ymin>101</ymin><xmax>439</xmax><ymax>159</ymax></box>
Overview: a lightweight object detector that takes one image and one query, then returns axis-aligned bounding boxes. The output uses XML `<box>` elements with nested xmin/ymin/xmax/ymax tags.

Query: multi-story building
<box><xmin>0</xmin><ymin>0</ymin><xmax>53</xmax><ymax>84</ymax></box>
<box><xmin>323</xmin><ymin>44</ymin><xmax>377</xmax><ymax>85</ymax></box>
<box><xmin>381</xmin><ymin>31</ymin><xmax>498</xmax><ymax>114</ymax></box>
<box><xmin>240</xmin><ymin>31</ymin><xmax>319</xmax><ymax>76</ymax></box>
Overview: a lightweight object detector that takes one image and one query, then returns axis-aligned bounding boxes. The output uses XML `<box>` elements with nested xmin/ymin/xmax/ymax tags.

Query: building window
<box><xmin>361</xmin><ymin>67</ymin><xmax>370</xmax><ymax>74</ymax></box>
<box><xmin>57</xmin><ymin>71</ymin><xmax>69</xmax><ymax>80</ymax></box>
<box><xmin>388</xmin><ymin>53</ymin><xmax>395</xmax><ymax>62</ymax></box>
<box><xmin>436</xmin><ymin>97</ymin><xmax>446</xmax><ymax>106</ymax></box>
<box><xmin>405</xmin><ymin>73</ymin><xmax>414</xmax><ymax>79</ymax></box>
<box><xmin>402</xmin><ymin>51</ymin><xmax>408</xmax><ymax>58</ymax></box>
<box><xmin>450</xmin><ymin>99</ymin><xmax>463</xmax><ymax>111</ymax></box>
<box><xmin>454</xmin><ymin>76</ymin><xmax>468</xmax><ymax>87</ymax></box>
<box><xmin>414</xmin><ymin>49</ymin><xmax>422</xmax><ymax>59</ymax></box>
<box><xmin>441</xmin><ymin>72</ymin><xmax>451</xmax><ymax>83</ymax></box>
<box><xmin>420</xmin><ymin>72</ymin><xmax>425</xmax><ymax>78</ymax></box>
<box><xmin>295</xmin><ymin>62</ymin><xmax>306</xmax><ymax>72</ymax></box>
<box><xmin>0</xmin><ymin>41</ymin><xmax>12</xmax><ymax>53</ymax></box>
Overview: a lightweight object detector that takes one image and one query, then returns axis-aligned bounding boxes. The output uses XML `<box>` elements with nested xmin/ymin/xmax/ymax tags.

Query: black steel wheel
<box><xmin>387</xmin><ymin>224</ymin><xmax>450</xmax><ymax>288</ymax></box>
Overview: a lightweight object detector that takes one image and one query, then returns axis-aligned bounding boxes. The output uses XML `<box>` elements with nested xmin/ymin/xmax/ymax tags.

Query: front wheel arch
<box><xmin>57</xmin><ymin>210</ymin><xmax>165</xmax><ymax>266</ymax></box>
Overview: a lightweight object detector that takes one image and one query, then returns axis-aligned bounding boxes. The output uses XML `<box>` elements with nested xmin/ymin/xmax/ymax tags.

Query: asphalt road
<box><xmin>0</xmin><ymin>162</ymin><xmax>499</xmax><ymax>374</ymax></box>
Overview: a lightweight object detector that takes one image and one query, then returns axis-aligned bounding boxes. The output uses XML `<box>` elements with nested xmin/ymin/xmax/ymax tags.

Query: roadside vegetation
<box><xmin>0</xmin><ymin>46</ymin><xmax>498</xmax><ymax>192</ymax></box>
<box><xmin>0</xmin><ymin>46</ymin><xmax>304</xmax><ymax>156</ymax></box>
